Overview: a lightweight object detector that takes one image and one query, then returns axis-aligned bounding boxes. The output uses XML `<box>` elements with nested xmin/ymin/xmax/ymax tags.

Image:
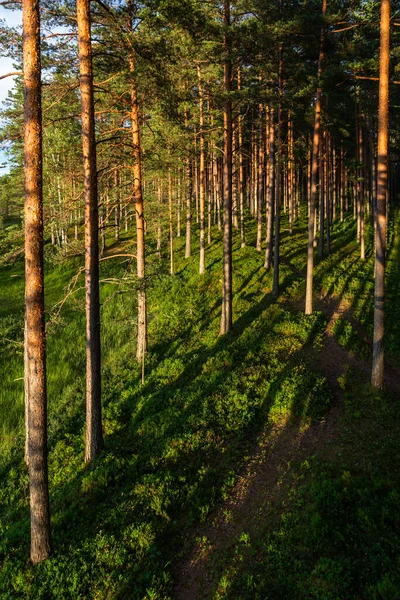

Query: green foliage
<box><xmin>270</xmin><ymin>361</ymin><xmax>332</xmax><ymax>422</ymax></box>
<box><xmin>0</xmin><ymin>206</ymin><xmax>400</xmax><ymax>598</ymax></box>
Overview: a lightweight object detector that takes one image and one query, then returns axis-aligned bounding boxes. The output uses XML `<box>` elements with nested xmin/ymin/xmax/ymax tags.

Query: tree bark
<box><xmin>265</xmin><ymin>107</ymin><xmax>275</xmax><ymax>270</ymax></box>
<box><xmin>358</xmin><ymin>105</ymin><xmax>365</xmax><ymax>259</ymax></box>
<box><xmin>23</xmin><ymin>0</ymin><xmax>52</xmax><ymax>564</ymax></box>
<box><xmin>256</xmin><ymin>103</ymin><xmax>264</xmax><ymax>252</ymax></box>
<box><xmin>220</xmin><ymin>0</ymin><xmax>233</xmax><ymax>334</ymax></box>
<box><xmin>77</xmin><ymin>0</ymin><xmax>103</xmax><ymax>462</ymax></box>
<box><xmin>238</xmin><ymin>68</ymin><xmax>245</xmax><ymax>247</ymax></box>
<box><xmin>197</xmin><ymin>64</ymin><xmax>206</xmax><ymax>274</ymax></box>
<box><xmin>272</xmin><ymin>45</ymin><xmax>283</xmax><ymax>298</ymax></box>
<box><xmin>127</xmin><ymin>3</ymin><xmax>147</xmax><ymax>362</ymax></box>
<box><xmin>305</xmin><ymin>0</ymin><xmax>327</xmax><ymax>314</ymax></box>
<box><xmin>318</xmin><ymin>133</ymin><xmax>325</xmax><ymax>258</ymax></box>
<box><xmin>169</xmin><ymin>170</ymin><xmax>174</xmax><ymax>275</ymax></box>
<box><xmin>185</xmin><ymin>157</ymin><xmax>192</xmax><ymax>259</ymax></box>
<box><xmin>372</xmin><ymin>0</ymin><xmax>390</xmax><ymax>388</ymax></box>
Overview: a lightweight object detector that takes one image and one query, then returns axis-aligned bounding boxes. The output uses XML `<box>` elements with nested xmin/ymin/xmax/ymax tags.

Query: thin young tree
<box><xmin>371</xmin><ymin>0</ymin><xmax>390</xmax><ymax>388</ymax></box>
<box><xmin>23</xmin><ymin>0</ymin><xmax>52</xmax><ymax>563</ymax></box>
<box><xmin>77</xmin><ymin>0</ymin><xmax>104</xmax><ymax>462</ymax></box>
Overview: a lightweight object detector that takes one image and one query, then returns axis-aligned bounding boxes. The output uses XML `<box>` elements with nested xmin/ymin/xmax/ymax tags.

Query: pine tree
<box><xmin>23</xmin><ymin>0</ymin><xmax>52</xmax><ymax>564</ymax></box>
<box><xmin>77</xmin><ymin>0</ymin><xmax>104</xmax><ymax>462</ymax></box>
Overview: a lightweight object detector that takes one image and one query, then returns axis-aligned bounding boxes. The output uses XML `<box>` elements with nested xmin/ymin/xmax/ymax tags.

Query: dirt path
<box><xmin>173</xmin><ymin>287</ymin><xmax>400</xmax><ymax>599</ymax></box>
<box><xmin>316</xmin><ymin>294</ymin><xmax>400</xmax><ymax>395</ymax></box>
<box><xmin>174</xmin><ymin>411</ymin><xmax>341</xmax><ymax>600</ymax></box>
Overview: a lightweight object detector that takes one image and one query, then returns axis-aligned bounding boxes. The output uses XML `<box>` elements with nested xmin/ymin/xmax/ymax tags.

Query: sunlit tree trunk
<box><xmin>272</xmin><ymin>45</ymin><xmax>283</xmax><ymax>298</ymax></box>
<box><xmin>288</xmin><ymin>113</ymin><xmax>294</xmax><ymax>234</ymax></box>
<box><xmin>169</xmin><ymin>170</ymin><xmax>174</xmax><ymax>275</ymax></box>
<box><xmin>318</xmin><ymin>133</ymin><xmax>325</xmax><ymax>258</ymax></box>
<box><xmin>358</xmin><ymin>106</ymin><xmax>365</xmax><ymax>260</ymax></box>
<box><xmin>305</xmin><ymin>0</ymin><xmax>327</xmax><ymax>314</ymax></box>
<box><xmin>265</xmin><ymin>107</ymin><xmax>275</xmax><ymax>270</ymax></box>
<box><xmin>220</xmin><ymin>0</ymin><xmax>233</xmax><ymax>334</ymax></box>
<box><xmin>127</xmin><ymin>2</ymin><xmax>147</xmax><ymax>362</ymax></box>
<box><xmin>256</xmin><ymin>103</ymin><xmax>264</xmax><ymax>252</ymax></box>
<box><xmin>372</xmin><ymin>0</ymin><xmax>390</xmax><ymax>388</ymax></box>
<box><xmin>23</xmin><ymin>0</ymin><xmax>52</xmax><ymax>564</ymax></box>
<box><xmin>197</xmin><ymin>64</ymin><xmax>206</xmax><ymax>274</ymax></box>
<box><xmin>77</xmin><ymin>0</ymin><xmax>103</xmax><ymax>462</ymax></box>
<box><xmin>238</xmin><ymin>68</ymin><xmax>245</xmax><ymax>247</ymax></box>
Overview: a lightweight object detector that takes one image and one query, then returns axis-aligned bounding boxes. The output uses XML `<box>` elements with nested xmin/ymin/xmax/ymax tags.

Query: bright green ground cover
<box><xmin>0</xmin><ymin>209</ymin><xmax>399</xmax><ymax>599</ymax></box>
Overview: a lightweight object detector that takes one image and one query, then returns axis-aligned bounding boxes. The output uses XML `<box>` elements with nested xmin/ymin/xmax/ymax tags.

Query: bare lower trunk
<box><xmin>23</xmin><ymin>0</ymin><xmax>51</xmax><ymax>564</ymax></box>
<box><xmin>197</xmin><ymin>65</ymin><xmax>206</xmax><ymax>274</ymax></box>
<box><xmin>256</xmin><ymin>103</ymin><xmax>264</xmax><ymax>252</ymax></box>
<box><xmin>288</xmin><ymin>113</ymin><xmax>294</xmax><ymax>234</ymax></box>
<box><xmin>340</xmin><ymin>148</ymin><xmax>344</xmax><ymax>222</ymax></box>
<box><xmin>77</xmin><ymin>0</ymin><xmax>103</xmax><ymax>463</ymax></box>
<box><xmin>220</xmin><ymin>0</ymin><xmax>233</xmax><ymax>335</ymax></box>
<box><xmin>372</xmin><ymin>0</ymin><xmax>390</xmax><ymax>388</ymax></box>
<box><xmin>169</xmin><ymin>171</ymin><xmax>174</xmax><ymax>275</ymax></box>
<box><xmin>272</xmin><ymin>46</ymin><xmax>283</xmax><ymax>298</ymax></box>
<box><xmin>265</xmin><ymin>107</ymin><xmax>275</xmax><ymax>270</ymax></box>
<box><xmin>318</xmin><ymin>135</ymin><xmax>325</xmax><ymax>258</ymax></box>
<box><xmin>305</xmin><ymin>0</ymin><xmax>327</xmax><ymax>315</ymax></box>
<box><xmin>358</xmin><ymin>107</ymin><xmax>365</xmax><ymax>260</ymax></box>
<box><xmin>238</xmin><ymin>116</ymin><xmax>245</xmax><ymax>248</ymax></box>
<box><xmin>128</xmin><ymin>45</ymin><xmax>147</xmax><ymax>362</ymax></box>
<box><xmin>185</xmin><ymin>155</ymin><xmax>192</xmax><ymax>258</ymax></box>
<box><xmin>238</xmin><ymin>69</ymin><xmax>245</xmax><ymax>247</ymax></box>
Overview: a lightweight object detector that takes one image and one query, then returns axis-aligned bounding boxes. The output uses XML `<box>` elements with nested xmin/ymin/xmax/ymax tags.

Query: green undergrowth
<box><xmin>0</xmin><ymin>209</ymin><xmax>399</xmax><ymax>598</ymax></box>
<box><xmin>223</xmin><ymin>369</ymin><xmax>400</xmax><ymax>600</ymax></box>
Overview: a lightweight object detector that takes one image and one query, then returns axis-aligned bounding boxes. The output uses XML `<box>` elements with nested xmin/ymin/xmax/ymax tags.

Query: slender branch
<box><xmin>0</xmin><ymin>71</ymin><xmax>22</xmax><ymax>80</ymax></box>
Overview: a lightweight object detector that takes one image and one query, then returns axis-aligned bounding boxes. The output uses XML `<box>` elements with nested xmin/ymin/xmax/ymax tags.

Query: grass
<box><xmin>0</xmin><ymin>208</ymin><xmax>399</xmax><ymax>599</ymax></box>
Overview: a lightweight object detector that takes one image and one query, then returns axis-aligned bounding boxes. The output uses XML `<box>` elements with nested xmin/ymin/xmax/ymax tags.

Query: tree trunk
<box><xmin>77</xmin><ymin>0</ymin><xmax>103</xmax><ymax>463</ymax></box>
<box><xmin>127</xmin><ymin>5</ymin><xmax>147</xmax><ymax>362</ymax></box>
<box><xmin>305</xmin><ymin>0</ymin><xmax>327</xmax><ymax>315</ymax></box>
<box><xmin>185</xmin><ymin>158</ymin><xmax>192</xmax><ymax>259</ymax></box>
<box><xmin>256</xmin><ymin>103</ymin><xmax>264</xmax><ymax>252</ymax></box>
<box><xmin>372</xmin><ymin>0</ymin><xmax>390</xmax><ymax>388</ymax></box>
<box><xmin>169</xmin><ymin>171</ymin><xmax>174</xmax><ymax>275</ymax></box>
<box><xmin>197</xmin><ymin>64</ymin><xmax>206</xmax><ymax>274</ymax></box>
<box><xmin>220</xmin><ymin>0</ymin><xmax>233</xmax><ymax>334</ymax></box>
<box><xmin>358</xmin><ymin>106</ymin><xmax>365</xmax><ymax>260</ymax></box>
<box><xmin>272</xmin><ymin>45</ymin><xmax>283</xmax><ymax>298</ymax></box>
<box><xmin>318</xmin><ymin>133</ymin><xmax>325</xmax><ymax>258</ymax></box>
<box><xmin>264</xmin><ymin>107</ymin><xmax>275</xmax><ymax>270</ymax></box>
<box><xmin>23</xmin><ymin>0</ymin><xmax>52</xmax><ymax>564</ymax></box>
<box><xmin>288</xmin><ymin>113</ymin><xmax>294</xmax><ymax>234</ymax></box>
<box><xmin>238</xmin><ymin>69</ymin><xmax>245</xmax><ymax>247</ymax></box>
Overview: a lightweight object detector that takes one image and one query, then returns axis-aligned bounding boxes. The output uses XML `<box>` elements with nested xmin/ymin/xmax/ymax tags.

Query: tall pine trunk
<box><xmin>264</xmin><ymin>107</ymin><xmax>275</xmax><ymax>270</ymax></box>
<box><xmin>305</xmin><ymin>0</ymin><xmax>327</xmax><ymax>314</ymax></box>
<box><xmin>23</xmin><ymin>0</ymin><xmax>52</xmax><ymax>564</ymax></box>
<box><xmin>197</xmin><ymin>64</ymin><xmax>206</xmax><ymax>274</ymax></box>
<box><xmin>127</xmin><ymin>3</ymin><xmax>147</xmax><ymax>362</ymax></box>
<box><xmin>272</xmin><ymin>46</ymin><xmax>283</xmax><ymax>298</ymax></box>
<box><xmin>238</xmin><ymin>69</ymin><xmax>245</xmax><ymax>247</ymax></box>
<box><xmin>77</xmin><ymin>0</ymin><xmax>103</xmax><ymax>462</ymax></box>
<box><xmin>220</xmin><ymin>0</ymin><xmax>233</xmax><ymax>334</ymax></box>
<box><xmin>169</xmin><ymin>171</ymin><xmax>174</xmax><ymax>275</ymax></box>
<box><xmin>372</xmin><ymin>0</ymin><xmax>390</xmax><ymax>388</ymax></box>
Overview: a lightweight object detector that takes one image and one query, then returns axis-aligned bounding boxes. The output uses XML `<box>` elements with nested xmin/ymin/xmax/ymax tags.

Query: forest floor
<box><xmin>174</xmin><ymin>285</ymin><xmax>400</xmax><ymax>599</ymax></box>
<box><xmin>1</xmin><ymin>210</ymin><xmax>400</xmax><ymax>599</ymax></box>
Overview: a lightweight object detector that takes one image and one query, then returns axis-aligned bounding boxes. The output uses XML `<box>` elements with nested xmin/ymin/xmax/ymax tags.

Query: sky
<box><xmin>0</xmin><ymin>6</ymin><xmax>22</xmax><ymax>174</ymax></box>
